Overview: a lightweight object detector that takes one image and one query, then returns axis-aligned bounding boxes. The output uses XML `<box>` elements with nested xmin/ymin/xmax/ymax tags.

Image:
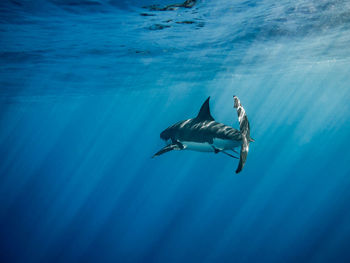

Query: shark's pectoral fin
<box><xmin>152</xmin><ymin>144</ymin><xmax>180</xmax><ymax>158</ymax></box>
<box><xmin>152</xmin><ymin>142</ymin><xmax>184</xmax><ymax>158</ymax></box>
<box><xmin>211</xmin><ymin>146</ymin><xmax>220</xmax><ymax>154</ymax></box>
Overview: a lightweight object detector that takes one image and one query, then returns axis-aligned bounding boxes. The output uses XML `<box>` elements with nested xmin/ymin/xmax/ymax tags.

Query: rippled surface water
<box><xmin>1</xmin><ymin>1</ymin><xmax>350</xmax><ymax>262</ymax></box>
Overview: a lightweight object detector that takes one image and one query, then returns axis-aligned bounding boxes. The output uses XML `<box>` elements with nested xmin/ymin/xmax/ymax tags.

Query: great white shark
<box><xmin>153</xmin><ymin>96</ymin><xmax>253</xmax><ymax>173</ymax></box>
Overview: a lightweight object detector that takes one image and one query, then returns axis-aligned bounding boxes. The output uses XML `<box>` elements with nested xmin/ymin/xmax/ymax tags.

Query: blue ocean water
<box><xmin>1</xmin><ymin>0</ymin><xmax>350</xmax><ymax>262</ymax></box>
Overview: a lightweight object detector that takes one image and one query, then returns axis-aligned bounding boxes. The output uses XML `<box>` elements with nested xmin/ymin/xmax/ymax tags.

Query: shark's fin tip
<box><xmin>196</xmin><ymin>96</ymin><xmax>214</xmax><ymax>121</ymax></box>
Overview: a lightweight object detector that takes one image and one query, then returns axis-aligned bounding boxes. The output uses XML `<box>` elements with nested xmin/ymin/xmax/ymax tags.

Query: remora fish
<box><xmin>153</xmin><ymin>96</ymin><xmax>253</xmax><ymax>173</ymax></box>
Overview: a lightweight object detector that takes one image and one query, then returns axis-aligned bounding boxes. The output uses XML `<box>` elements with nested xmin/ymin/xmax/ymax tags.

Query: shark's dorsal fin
<box><xmin>196</xmin><ymin>97</ymin><xmax>214</xmax><ymax>121</ymax></box>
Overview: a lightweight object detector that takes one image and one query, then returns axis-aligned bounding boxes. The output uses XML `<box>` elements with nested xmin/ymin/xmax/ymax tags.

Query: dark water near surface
<box><xmin>1</xmin><ymin>1</ymin><xmax>350</xmax><ymax>262</ymax></box>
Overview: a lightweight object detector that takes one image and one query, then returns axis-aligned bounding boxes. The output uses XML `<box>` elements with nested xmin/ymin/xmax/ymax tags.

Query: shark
<box><xmin>153</xmin><ymin>96</ymin><xmax>253</xmax><ymax>173</ymax></box>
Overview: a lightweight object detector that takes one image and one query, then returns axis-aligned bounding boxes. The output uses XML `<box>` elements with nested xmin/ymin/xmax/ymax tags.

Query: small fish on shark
<box><xmin>153</xmin><ymin>96</ymin><xmax>253</xmax><ymax>173</ymax></box>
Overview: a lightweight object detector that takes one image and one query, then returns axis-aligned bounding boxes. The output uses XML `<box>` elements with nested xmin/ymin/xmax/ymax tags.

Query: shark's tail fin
<box><xmin>233</xmin><ymin>96</ymin><xmax>252</xmax><ymax>174</ymax></box>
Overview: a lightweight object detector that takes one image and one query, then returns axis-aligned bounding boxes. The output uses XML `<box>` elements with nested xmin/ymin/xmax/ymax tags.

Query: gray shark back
<box><xmin>161</xmin><ymin>96</ymin><xmax>241</xmax><ymax>143</ymax></box>
<box><xmin>161</xmin><ymin>119</ymin><xmax>241</xmax><ymax>144</ymax></box>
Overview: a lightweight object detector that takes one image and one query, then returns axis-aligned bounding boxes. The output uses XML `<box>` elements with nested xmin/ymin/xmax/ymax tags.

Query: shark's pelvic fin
<box><xmin>233</xmin><ymin>96</ymin><xmax>251</xmax><ymax>173</ymax></box>
<box><xmin>196</xmin><ymin>97</ymin><xmax>215</xmax><ymax>121</ymax></box>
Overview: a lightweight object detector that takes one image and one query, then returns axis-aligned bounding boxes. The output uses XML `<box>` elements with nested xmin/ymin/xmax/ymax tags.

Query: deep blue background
<box><xmin>1</xmin><ymin>0</ymin><xmax>350</xmax><ymax>262</ymax></box>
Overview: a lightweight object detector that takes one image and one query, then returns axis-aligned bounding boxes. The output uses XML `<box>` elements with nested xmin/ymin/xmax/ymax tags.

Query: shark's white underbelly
<box><xmin>181</xmin><ymin>138</ymin><xmax>241</xmax><ymax>152</ymax></box>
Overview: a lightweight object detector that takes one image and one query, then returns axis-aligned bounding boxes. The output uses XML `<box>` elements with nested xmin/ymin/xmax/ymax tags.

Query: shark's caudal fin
<box><xmin>233</xmin><ymin>96</ymin><xmax>252</xmax><ymax>174</ymax></box>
